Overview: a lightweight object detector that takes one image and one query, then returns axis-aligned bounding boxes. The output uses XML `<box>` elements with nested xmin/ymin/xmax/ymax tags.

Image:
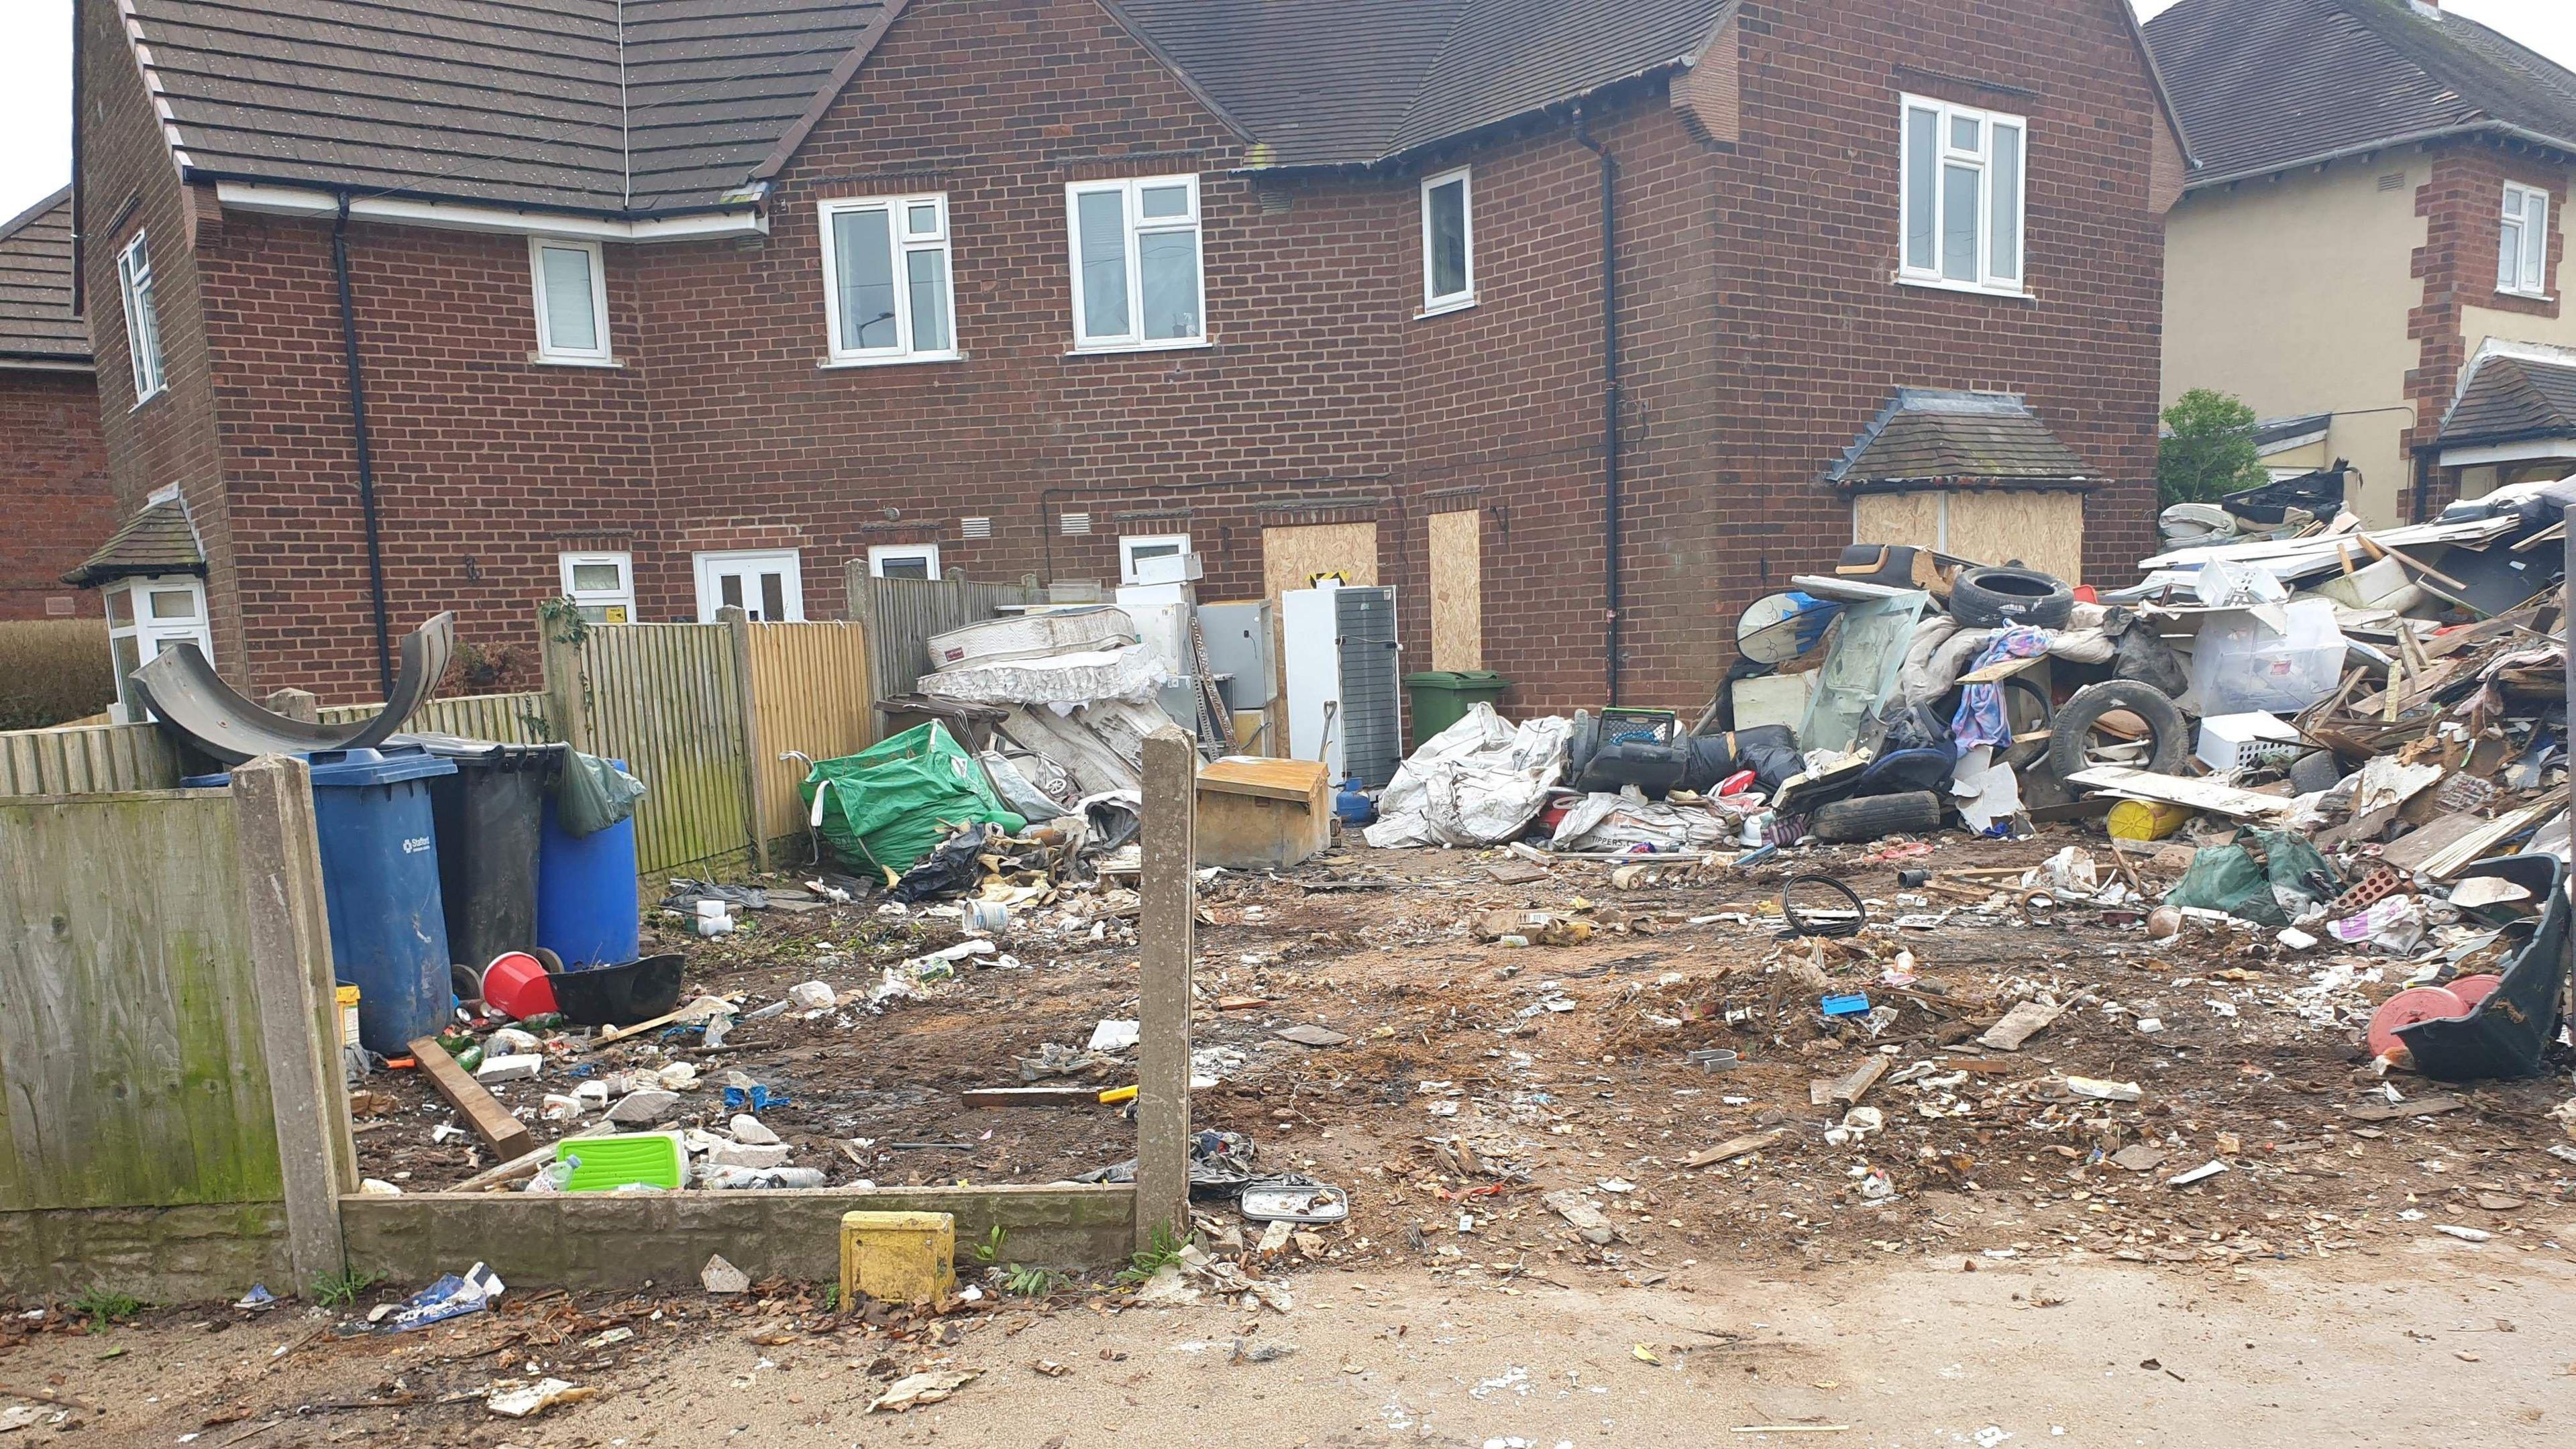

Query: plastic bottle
<box><xmin>523</xmin><ymin>1157</ymin><xmax>577</xmax><ymax>1193</ymax></box>
<box><xmin>702</xmin><ymin>1165</ymin><xmax>826</xmax><ymax>1190</ymax></box>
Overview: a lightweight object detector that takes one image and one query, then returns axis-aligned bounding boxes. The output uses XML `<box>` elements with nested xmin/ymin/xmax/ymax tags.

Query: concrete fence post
<box><xmin>231</xmin><ymin>754</ymin><xmax>359</xmax><ymax>1289</ymax></box>
<box><xmin>263</xmin><ymin>688</ymin><xmax>318</xmax><ymax>724</ymax></box>
<box><xmin>719</xmin><ymin>605</ymin><xmax>771</xmax><ymax>872</ymax></box>
<box><xmin>1135</xmin><ymin>726</ymin><xmax>1197</xmax><ymax>1252</ymax></box>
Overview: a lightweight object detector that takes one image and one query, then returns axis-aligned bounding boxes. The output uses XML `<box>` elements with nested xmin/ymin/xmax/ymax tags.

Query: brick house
<box><xmin>0</xmin><ymin>189</ymin><xmax>113</xmax><ymax>622</ymax></box>
<box><xmin>72</xmin><ymin>0</ymin><xmax>2179</xmax><ymax>716</ymax></box>
<box><xmin>2151</xmin><ymin>0</ymin><xmax>2576</xmax><ymax>525</ymax></box>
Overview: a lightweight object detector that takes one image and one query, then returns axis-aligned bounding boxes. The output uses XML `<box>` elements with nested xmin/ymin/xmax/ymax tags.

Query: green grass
<box><xmin>1116</xmin><ymin>1222</ymin><xmax>1187</xmax><ymax>1284</ymax></box>
<box><xmin>66</xmin><ymin>1287</ymin><xmax>141</xmax><ymax>1333</ymax></box>
<box><xmin>308</xmin><ymin>1267</ymin><xmax>384</xmax><ymax>1309</ymax></box>
<box><xmin>0</xmin><ymin>619</ymin><xmax>116</xmax><ymax>731</ymax></box>
<box><xmin>1003</xmin><ymin>1265</ymin><xmax>1065</xmax><ymax>1298</ymax></box>
<box><xmin>819</xmin><ymin>1283</ymin><xmax>842</xmax><ymax>1312</ymax></box>
<box><xmin>970</xmin><ymin>1224</ymin><xmax>1008</xmax><ymax>1266</ymax></box>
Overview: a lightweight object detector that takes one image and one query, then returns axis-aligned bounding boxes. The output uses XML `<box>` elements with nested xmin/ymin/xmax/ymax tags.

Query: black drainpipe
<box><xmin>332</xmin><ymin>195</ymin><xmax>395</xmax><ymax>698</ymax></box>
<box><xmin>1572</xmin><ymin>108</ymin><xmax>1622</xmax><ymax>706</ymax></box>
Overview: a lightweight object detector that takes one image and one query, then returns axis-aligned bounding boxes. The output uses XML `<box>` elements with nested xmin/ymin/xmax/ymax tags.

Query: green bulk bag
<box><xmin>798</xmin><ymin>722</ymin><xmax>1026</xmax><ymax>877</ymax></box>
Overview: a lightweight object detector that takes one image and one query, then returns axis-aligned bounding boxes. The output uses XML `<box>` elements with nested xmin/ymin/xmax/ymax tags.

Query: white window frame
<box><xmin>528</xmin><ymin>236</ymin><xmax>615</xmax><ymax>365</ymax></box>
<box><xmin>1118</xmin><ymin>533</ymin><xmax>1191</xmax><ymax>585</ymax></box>
<box><xmin>1065</xmin><ymin>174</ymin><xmax>1208</xmax><ymax>353</ymax></box>
<box><xmin>867</xmin><ymin>543</ymin><xmax>944</xmax><ymax>580</ymax></box>
<box><xmin>557</xmin><ymin>550</ymin><xmax>636</xmax><ymax>623</ymax></box>
<box><xmin>105</xmin><ymin>572</ymin><xmax>211</xmax><ymax>724</ymax></box>
<box><xmin>1896</xmin><ymin>94</ymin><xmax>2028</xmax><ymax>298</ymax></box>
<box><xmin>1419</xmin><ymin>166</ymin><xmax>1476</xmax><ymax>315</ymax></box>
<box><xmin>117</xmin><ymin>233</ymin><xmax>164</xmax><ymax>405</ymax></box>
<box><xmin>691</xmin><ymin>548</ymin><xmax>806</xmax><ymax>623</ymax></box>
<box><xmin>2500</xmin><ymin>181</ymin><xmax>2552</xmax><ymax>299</ymax></box>
<box><xmin>819</xmin><ymin>193</ymin><xmax>961</xmax><ymax>366</ymax></box>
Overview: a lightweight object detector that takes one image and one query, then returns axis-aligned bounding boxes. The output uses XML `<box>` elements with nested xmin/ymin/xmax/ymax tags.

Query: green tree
<box><xmin>2157</xmin><ymin>388</ymin><xmax>2268</xmax><ymax>510</ymax></box>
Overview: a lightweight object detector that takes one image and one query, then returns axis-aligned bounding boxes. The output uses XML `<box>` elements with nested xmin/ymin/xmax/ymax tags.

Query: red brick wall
<box><xmin>0</xmin><ymin>370</ymin><xmax>113</xmax><ymax>620</ymax></box>
<box><xmin>82</xmin><ymin>0</ymin><xmax>2171</xmax><ymax>716</ymax></box>
<box><xmin>2410</xmin><ymin>141</ymin><xmax>2569</xmax><ymax>519</ymax></box>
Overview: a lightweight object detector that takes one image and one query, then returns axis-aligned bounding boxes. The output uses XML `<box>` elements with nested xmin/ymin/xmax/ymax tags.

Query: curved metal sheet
<box><xmin>130</xmin><ymin>612</ymin><xmax>458</xmax><ymax>765</ymax></box>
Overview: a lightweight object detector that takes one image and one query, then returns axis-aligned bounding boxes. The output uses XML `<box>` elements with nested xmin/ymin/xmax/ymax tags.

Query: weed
<box><xmin>1116</xmin><ymin>1222</ymin><xmax>1187</xmax><ymax>1284</ymax></box>
<box><xmin>971</xmin><ymin>1224</ymin><xmax>1009</xmax><ymax>1266</ymax></box>
<box><xmin>308</xmin><ymin>1267</ymin><xmax>384</xmax><ymax>1309</ymax></box>
<box><xmin>1003</xmin><ymin>1265</ymin><xmax>1065</xmax><ymax>1298</ymax></box>
<box><xmin>820</xmin><ymin>1283</ymin><xmax>842</xmax><ymax>1312</ymax></box>
<box><xmin>66</xmin><ymin>1287</ymin><xmax>140</xmax><ymax>1332</ymax></box>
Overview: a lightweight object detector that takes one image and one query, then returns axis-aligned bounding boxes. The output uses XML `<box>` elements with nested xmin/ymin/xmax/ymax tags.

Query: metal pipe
<box><xmin>1572</xmin><ymin>109</ymin><xmax>1623</xmax><ymax>705</ymax></box>
<box><xmin>332</xmin><ymin>195</ymin><xmax>395</xmax><ymax>698</ymax></box>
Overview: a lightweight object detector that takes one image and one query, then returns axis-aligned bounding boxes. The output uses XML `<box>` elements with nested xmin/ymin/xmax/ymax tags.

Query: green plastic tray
<box><xmin>555</xmin><ymin>1132</ymin><xmax>684</xmax><ymax>1192</ymax></box>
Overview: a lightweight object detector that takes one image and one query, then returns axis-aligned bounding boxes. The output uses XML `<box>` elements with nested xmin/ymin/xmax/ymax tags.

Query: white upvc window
<box><xmin>1118</xmin><ymin>533</ymin><xmax>1191</xmax><ymax>584</ymax></box>
<box><xmin>820</xmin><ymin>193</ymin><xmax>959</xmax><ymax>365</ymax></box>
<box><xmin>1419</xmin><ymin>166</ymin><xmax>1475</xmax><ymax>314</ymax></box>
<box><xmin>692</xmin><ymin>548</ymin><xmax>804</xmax><ymax>623</ymax></box>
<box><xmin>1898</xmin><ymin>94</ymin><xmax>2027</xmax><ymax>297</ymax></box>
<box><xmin>105</xmin><ymin>572</ymin><xmax>211</xmax><ymax>724</ymax></box>
<box><xmin>867</xmin><ymin>543</ymin><xmax>943</xmax><ymax>580</ymax></box>
<box><xmin>1066</xmin><ymin>174</ymin><xmax>1205</xmax><ymax>351</ymax></box>
<box><xmin>2501</xmin><ymin>182</ymin><xmax>2551</xmax><ymax>298</ymax></box>
<box><xmin>558</xmin><ymin>550</ymin><xmax>635</xmax><ymax>623</ymax></box>
<box><xmin>117</xmin><ymin>233</ymin><xmax>164</xmax><ymax>405</ymax></box>
<box><xmin>529</xmin><ymin>237</ymin><xmax>614</xmax><ymax>364</ymax></box>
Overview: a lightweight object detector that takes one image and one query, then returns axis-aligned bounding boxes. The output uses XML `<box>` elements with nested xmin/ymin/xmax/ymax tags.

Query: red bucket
<box><xmin>480</xmin><ymin>951</ymin><xmax>558</xmax><ymax>1020</ymax></box>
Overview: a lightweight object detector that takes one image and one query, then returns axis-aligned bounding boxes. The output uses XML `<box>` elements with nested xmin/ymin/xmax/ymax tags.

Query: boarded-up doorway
<box><xmin>1261</xmin><ymin>523</ymin><xmax>1379</xmax><ymax>761</ymax></box>
<box><xmin>1851</xmin><ymin>489</ymin><xmax>2086</xmax><ymax>582</ymax></box>
<box><xmin>1426</xmin><ymin>508</ymin><xmax>1482</xmax><ymax>670</ymax></box>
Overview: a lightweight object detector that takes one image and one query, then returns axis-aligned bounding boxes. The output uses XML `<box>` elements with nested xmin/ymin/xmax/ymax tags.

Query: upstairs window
<box><xmin>820</xmin><ymin>194</ymin><xmax>958</xmax><ymax>364</ymax></box>
<box><xmin>1899</xmin><ymin>95</ymin><xmax>2026</xmax><ymax>296</ymax></box>
<box><xmin>117</xmin><ymin>233</ymin><xmax>164</xmax><ymax>404</ymax></box>
<box><xmin>2501</xmin><ymin>182</ymin><xmax>2551</xmax><ymax>298</ymax></box>
<box><xmin>529</xmin><ymin>238</ymin><xmax>613</xmax><ymax>364</ymax></box>
<box><xmin>1421</xmin><ymin>166</ymin><xmax>1475</xmax><ymax>313</ymax></box>
<box><xmin>1067</xmin><ymin>175</ymin><xmax>1204</xmax><ymax>350</ymax></box>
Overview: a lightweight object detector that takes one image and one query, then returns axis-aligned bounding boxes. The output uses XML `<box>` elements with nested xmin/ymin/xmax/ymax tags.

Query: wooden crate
<box><xmin>1194</xmin><ymin>757</ymin><xmax>1330</xmax><ymax>870</ymax></box>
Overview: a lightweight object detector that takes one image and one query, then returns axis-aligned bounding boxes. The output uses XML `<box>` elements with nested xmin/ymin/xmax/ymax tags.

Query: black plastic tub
<box><xmin>548</xmin><ymin>953</ymin><xmax>686</xmax><ymax>1028</ymax></box>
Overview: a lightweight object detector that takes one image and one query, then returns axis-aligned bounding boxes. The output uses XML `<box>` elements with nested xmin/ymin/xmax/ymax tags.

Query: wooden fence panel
<box><xmin>315</xmin><ymin>691</ymin><xmax>549</xmax><ymax>743</ymax></box>
<box><xmin>0</xmin><ymin>722</ymin><xmax>182</xmax><ymax>798</ymax></box>
<box><xmin>551</xmin><ymin>624</ymin><xmax>751</xmax><ymax>877</ymax></box>
<box><xmin>743</xmin><ymin>619</ymin><xmax>875</xmax><ymax>854</ymax></box>
<box><xmin>844</xmin><ymin>568</ymin><xmax>1044</xmax><ymax>705</ymax></box>
<box><xmin>0</xmin><ymin>792</ymin><xmax>282</xmax><ymax>1212</ymax></box>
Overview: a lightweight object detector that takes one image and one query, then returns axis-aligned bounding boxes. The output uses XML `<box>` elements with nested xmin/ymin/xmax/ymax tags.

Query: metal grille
<box><xmin>1334</xmin><ymin>587</ymin><xmax>1402</xmax><ymax>788</ymax></box>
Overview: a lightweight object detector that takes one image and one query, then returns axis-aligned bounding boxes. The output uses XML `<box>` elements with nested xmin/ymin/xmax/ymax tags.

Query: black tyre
<box><xmin>2288</xmin><ymin>749</ymin><xmax>2343</xmax><ymax>796</ymax></box>
<box><xmin>1950</xmin><ymin>566</ymin><xmax>2074</xmax><ymax>629</ymax></box>
<box><xmin>1996</xmin><ymin>675</ymin><xmax>2056</xmax><ymax>769</ymax></box>
<box><xmin>2046</xmin><ymin>680</ymin><xmax>2188</xmax><ymax>780</ymax></box>
<box><xmin>1812</xmin><ymin>790</ymin><xmax>1944</xmax><ymax>843</ymax></box>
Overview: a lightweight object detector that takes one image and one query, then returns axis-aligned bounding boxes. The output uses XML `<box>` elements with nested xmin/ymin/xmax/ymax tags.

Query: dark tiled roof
<box><xmin>64</xmin><ymin>497</ymin><xmax>205</xmax><ymax>587</ymax></box>
<box><xmin>1107</xmin><ymin>0</ymin><xmax>1731</xmax><ymax>168</ymax></box>
<box><xmin>2145</xmin><ymin>0</ymin><xmax>2576</xmax><ymax>184</ymax></box>
<box><xmin>2436</xmin><ymin>350</ymin><xmax>2576</xmax><ymax>449</ymax></box>
<box><xmin>2255</xmin><ymin>413</ymin><xmax>2333</xmax><ymax>450</ymax></box>
<box><xmin>0</xmin><ymin>189</ymin><xmax>91</xmax><ymax>370</ymax></box>
<box><xmin>123</xmin><ymin>0</ymin><xmax>899</xmax><ymax>216</ymax></box>
<box><xmin>1828</xmin><ymin>389</ymin><xmax>2094</xmax><ymax>486</ymax></box>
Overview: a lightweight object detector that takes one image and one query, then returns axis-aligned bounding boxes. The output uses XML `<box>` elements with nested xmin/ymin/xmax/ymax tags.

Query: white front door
<box><xmin>692</xmin><ymin>549</ymin><xmax>804</xmax><ymax>623</ymax></box>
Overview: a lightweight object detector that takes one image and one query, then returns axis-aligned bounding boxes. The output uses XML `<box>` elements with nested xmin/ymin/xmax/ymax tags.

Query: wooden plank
<box><xmin>407</xmin><ymin>1037</ymin><xmax>535</xmax><ymax>1161</ymax></box>
<box><xmin>1827</xmin><ymin>1055</ymin><xmax>1888</xmax><ymax>1106</ymax></box>
<box><xmin>1686</xmin><ymin>1129</ymin><xmax>1787</xmax><ymax>1169</ymax></box>
<box><xmin>2345</xmin><ymin>1094</ymin><xmax>2465</xmax><ymax>1122</ymax></box>
<box><xmin>721</xmin><ymin>608</ymin><xmax>769</xmax><ymax>872</ymax></box>
<box><xmin>2064</xmin><ymin>766</ymin><xmax>2295</xmax><ymax>820</ymax></box>
<box><xmin>1195</xmin><ymin>755</ymin><xmax>1329</xmax><ymax>802</ymax></box>
<box><xmin>960</xmin><ymin>1086</ymin><xmax>1106</xmax><ymax>1108</ymax></box>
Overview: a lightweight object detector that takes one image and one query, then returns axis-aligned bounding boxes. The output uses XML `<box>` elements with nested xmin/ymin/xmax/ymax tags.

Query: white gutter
<box><xmin>2183</xmin><ymin>121</ymin><xmax>2576</xmax><ymax>193</ymax></box>
<box><xmin>213</xmin><ymin>182</ymin><xmax>768</xmax><ymax>242</ymax></box>
<box><xmin>2436</xmin><ymin>437</ymin><xmax>2576</xmax><ymax>468</ymax></box>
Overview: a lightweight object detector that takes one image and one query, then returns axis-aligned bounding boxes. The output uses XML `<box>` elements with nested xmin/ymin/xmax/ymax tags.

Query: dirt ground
<box><xmin>9</xmin><ymin>826</ymin><xmax>2575</xmax><ymax>1444</ymax></box>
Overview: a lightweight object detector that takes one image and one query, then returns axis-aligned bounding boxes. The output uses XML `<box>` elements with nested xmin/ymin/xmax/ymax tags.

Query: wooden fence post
<box><xmin>537</xmin><ymin>605</ymin><xmax>592</xmax><ymax>753</ymax></box>
<box><xmin>1136</xmin><ymin>726</ymin><xmax>1196</xmax><ymax>1252</ymax></box>
<box><xmin>231</xmin><ymin>755</ymin><xmax>359</xmax><ymax>1288</ymax></box>
<box><xmin>720</xmin><ymin>606</ymin><xmax>770</xmax><ymax>872</ymax></box>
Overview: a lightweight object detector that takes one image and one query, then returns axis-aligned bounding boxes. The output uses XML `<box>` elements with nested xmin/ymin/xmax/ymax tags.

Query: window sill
<box><xmin>1064</xmin><ymin>337</ymin><xmax>1213</xmax><ymax>357</ymax></box>
<box><xmin>819</xmin><ymin>351</ymin><xmax>966</xmax><ymax>370</ymax></box>
<box><xmin>531</xmin><ymin>354</ymin><xmax>625</xmax><ymax>369</ymax></box>
<box><xmin>1417</xmin><ymin>293</ymin><xmax>1478</xmax><ymax>319</ymax></box>
<box><xmin>128</xmin><ymin>386</ymin><xmax>165</xmax><ymax>413</ymax></box>
<box><xmin>2495</xmin><ymin>288</ymin><xmax>2555</xmax><ymax>303</ymax></box>
<box><xmin>1894</xmin><ymin>273</ymin><xmax>2033</xmax><ymax>301</ymax></box>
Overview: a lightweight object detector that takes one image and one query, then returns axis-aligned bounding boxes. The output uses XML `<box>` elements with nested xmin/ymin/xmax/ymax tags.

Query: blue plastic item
<box><xmin>305</xmin><ymin>747</ymin><xmax>458</xmax><ymax>1055</ymax></box>
<box><xmin>537</xmin><ymin>761</ymin><xmax>640</xmax><ymax>971</ymax></box>
<box><xmin>1334</xmin><ymin>777</ymin><xmax>1376</xmax><ymax>827</ymax></box>
<box><xmin>1820</xmin><ymin>993</ymin><xmax>1872</xmax><ymax>1018</ymax></box>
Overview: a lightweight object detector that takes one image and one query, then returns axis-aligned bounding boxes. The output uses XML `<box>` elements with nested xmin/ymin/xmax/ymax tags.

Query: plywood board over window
<box><xmin>1260</xmin><ymin>523</ymin><xmax>1379</xmax><ymax>600</ymax></box>
<box><xmin>1427</xmin><ymin>509</ymin><xmax>1483</xmax><ymax>670</ymax></box>
<box><xmin>1851</xmin><ymin>490</ymin><xmax>2084</xmax><ymax>584</ymax></box>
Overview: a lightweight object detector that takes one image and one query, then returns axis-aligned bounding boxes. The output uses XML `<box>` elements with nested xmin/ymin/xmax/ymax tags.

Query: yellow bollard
<box><xmin>839</xmin><ymin>1210</ymin><xmax>957</xmax><ymax>1307</ymax></box>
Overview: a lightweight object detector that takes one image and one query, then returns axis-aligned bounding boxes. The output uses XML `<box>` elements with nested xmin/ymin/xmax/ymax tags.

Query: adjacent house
<box><xmin>2150</xmin><ymin>0</ymin><xmax>2576</xmax><ymax>525</ymax></box>
<box><xmin>0</xmin><ymin>189</ymin><xmax>113</xmax><ymax>621</ymax></box>
<box><xmin>72</xmin><ymin>0</ymin><xmax>2178</xmax><ymax>715</ymax></box>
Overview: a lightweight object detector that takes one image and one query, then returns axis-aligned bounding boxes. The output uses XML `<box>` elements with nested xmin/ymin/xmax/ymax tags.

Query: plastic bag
<box><xmin>2165</xmin><ymin>845</ymin><xmax>2286</xmax><ymax>926</ymax></box>
<box><xmin>890</xmin><ymin>822</ymin><xmax>999</xmax><ymax>903</ymax></box>
<box><xmin>2247</xmin><ymin>827</ymin><xmax>2339</xmax><ymax>914</ymax></box>
<box><xmin>800</xmin><ymin>722</ymin><xmax>1026</xmax><ymax>876</ymax></box>
<box><xmin>555</xmin><ymin>751</ymin><xmax>647</xmax><ymax>838</ymax></box>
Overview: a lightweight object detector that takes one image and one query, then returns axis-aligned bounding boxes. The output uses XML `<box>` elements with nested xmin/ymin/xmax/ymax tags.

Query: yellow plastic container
<box><xmin>2106</xmin><ymin>800</ymin><xmax>2193</xmax><ymax>841</ymax></box>
<box><xmin>334</xmin><ymin>985</ymin><xmax>362</xmax><ymax>1048</ymax></box>
<box><xmin>839</xmin><ymin>1210</ymin><xmax>956</xmax><ymax>1307</ymax></box>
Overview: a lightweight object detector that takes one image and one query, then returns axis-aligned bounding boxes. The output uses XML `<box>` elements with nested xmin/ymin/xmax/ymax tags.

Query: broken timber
<box><xmin>409</xmin><ymin>1036</ymin><xmax>535</xmax><ymax>1161</ymax></box>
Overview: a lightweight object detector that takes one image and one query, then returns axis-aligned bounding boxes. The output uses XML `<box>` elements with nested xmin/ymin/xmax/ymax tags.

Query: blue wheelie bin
<box><xmin>536</xmin><ymin>757</ymin><xmax>641</xmax><ymax>971</ymax></box>
<box><xmin>307</xmin><ymin>747</ymin><xmax>458</xmax><ymax>1054</ymax></box>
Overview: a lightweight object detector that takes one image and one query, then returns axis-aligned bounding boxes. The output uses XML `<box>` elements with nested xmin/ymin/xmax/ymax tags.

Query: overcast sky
<box><xmin>3</xmin><ymin>0</ymin><xmax>2576</xmax><ymax>225</ymax></box>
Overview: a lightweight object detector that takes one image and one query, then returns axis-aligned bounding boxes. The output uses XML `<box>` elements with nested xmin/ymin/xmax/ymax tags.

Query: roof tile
<box><xmin>0</xmin><ymin>189</ymin><xmax>89</xmax><ymax>369</ymax></box>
